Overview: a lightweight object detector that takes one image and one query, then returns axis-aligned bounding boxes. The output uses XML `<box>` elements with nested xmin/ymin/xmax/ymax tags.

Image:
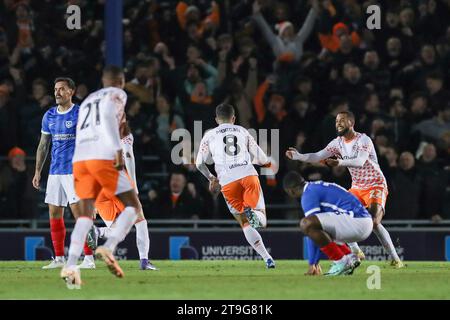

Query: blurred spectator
<box><xmin>417</xmin><ymin>143</ymin><xmax>447</xmax><ymax>221</ymax></box>
<box><xmin>284</xmin><ymin>95</ymin><xmax>319</xmax><ymax>147</ymax></box>
<box><xmin>384</xmin><ymin>37</ymin><xmax>407</xmax><ymax>75</ymax></box>
<box><xmin>146</xmin><ymin>170</ymin><xmax>205</xmax><ymax>219</ymax></box>
<box><xmin>334</xmin><ymin>62</ymin><xmax>366</xmax><ymax>111</ymax></box>
<box><xmin>125</xmin><ymin>59</ymin><xmax>161</xmax><ymax>105</ymax></box>
<box><xmin>74</xmin><ymin>83</ymin><xmax>89</xmax><ymax>103</ymax></box>
<box><xmin>386</xmin><ymin>152</ymin><xmax>422</xmax><ymax>220</ymax></box>
<box><xmin>0</xmin><ymin>147</ymin><xmax>35</xmax><ymax>219</ymax></box>
<box><xmin>252</xmin><ymin>0</ymin><xmax>318</xmax><ymax>69</ymax></box>
<box><xmin>18</xmin><ymin>78</ymin><xmax>52</xmax><ymax>154</ymax></box>
<box><xmin>425</xmin><ymin>71</ymin><xmax>450</xmax><ymax>114</ymax></box>
<box><xmin>379</xmin><ymin>146</ymin><xmax>399</xmax><ymax>181</ymax></box>
<box><xmin>155</xmin><ymin>95</ymin><xmax>185</xmax><ymax>152</ymax></box>
<box><xmin>175</xmin><ymin>56</ymin><xmax>219</xmax><ymax>132</ymax></box>
<box><xmin>361</xmin><ymin>50</ymin><xmax>390</xmax><ymax>94</ymax></box>
<box><xmin>413</xmin><ymin>105</ymin><xmax>450</xmax><ymax>142</ymax></box>
<box><xmin>407</xmin><ymin>92</ymin><xmax>431</xmax><ymax>125</ymax></box>
<box><xmin>387</xmin><ymin>98</ymin><xmax>410</xmax><ymax>150</ymax></box>
<box><xmin>0</xmin><ymin>83</ymin><xmax>18</xmax><ymax>155</ymax></box>
<box><xmin>318</xmin><ymin>4</ymin><xmax>361</xmax><ymax>54</ymax></box>
<box><xmin>220</xmin><ymin>55</ymin><xmax>258</xmax><ymax>128</ymax></box>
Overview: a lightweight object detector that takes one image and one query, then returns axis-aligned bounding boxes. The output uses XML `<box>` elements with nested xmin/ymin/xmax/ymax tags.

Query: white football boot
<box><xmin>77</xmin><ymin>255</ymin><xmax>96</xmax><ymax>269</ymax></box>
<box><xmin>42</xmin><ymin>256</ymin><xmax>66</xmax><ymax>269</ymax></box>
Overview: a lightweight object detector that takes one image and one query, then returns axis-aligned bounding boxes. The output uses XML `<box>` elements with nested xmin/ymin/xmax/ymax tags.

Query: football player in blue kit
<box><xmin>33</xmin><ymin>77</ymin><xmax>95</xmax><ymax>269</ymax></box>
<box><xmin>283</xmin><ymin>171</ymin><xmax>373</xmax><ymax>276</ymax></box>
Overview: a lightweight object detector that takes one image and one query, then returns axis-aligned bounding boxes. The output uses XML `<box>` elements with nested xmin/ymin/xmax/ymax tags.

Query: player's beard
<box><xmin>336</xmin><ymin>127</ymin><xmax>349</xmax><ymax>136</ymax></box>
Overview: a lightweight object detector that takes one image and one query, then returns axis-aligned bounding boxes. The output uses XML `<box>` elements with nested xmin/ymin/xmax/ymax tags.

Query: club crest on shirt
<box><xmin>65</xmin><ymin>121</ymin><xmax>73</xmax><ymax>128</ymax></box>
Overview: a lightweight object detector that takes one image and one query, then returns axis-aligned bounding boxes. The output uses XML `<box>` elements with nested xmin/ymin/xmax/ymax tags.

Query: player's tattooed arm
<box><xmin>32</xmin><ymin>133</ymin><xmax>51</xmax><ymax>189</ymax></box>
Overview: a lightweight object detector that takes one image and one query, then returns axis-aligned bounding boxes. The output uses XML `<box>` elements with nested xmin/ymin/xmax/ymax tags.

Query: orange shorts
<box><xmin>73</xmin><ymin>160</ymin><xmax>133</xmax><ymax>200</ymax></box>
<box><xmin>349</xmin><ymin>186</ymin><xmax>388</xmax><ymax>210</ymax></box>
<box><xmin>95</xmin><ymin>190</ymin><xmax>125</xmax><ymax>224</ymax></box>
<box><xmin>221</xmin><ymin>176</ymin><xmax>265</xmax><ymax>215</ymax></box>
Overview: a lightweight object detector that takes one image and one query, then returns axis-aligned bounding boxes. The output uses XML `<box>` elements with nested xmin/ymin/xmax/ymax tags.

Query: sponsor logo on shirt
<box><xmin>53</xmin><ymin>133</ymin><xmax>76</xmax><ymax>141</ymax></box>
<box><xmin>216</xmin><ymin>127</ymin><xmax>240</xmax><ymax>134</ymax></box>
<box><xmin>229</xmin><ymin>161</ymin><xmax>248</xmax><ymax>169</ymax></box>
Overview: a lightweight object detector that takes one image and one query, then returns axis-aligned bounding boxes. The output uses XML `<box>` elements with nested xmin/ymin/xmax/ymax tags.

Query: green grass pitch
<box><xmin>0</xmin><ymin>260</ymin><xmax>448</xmax><ymax>299</ymax></box>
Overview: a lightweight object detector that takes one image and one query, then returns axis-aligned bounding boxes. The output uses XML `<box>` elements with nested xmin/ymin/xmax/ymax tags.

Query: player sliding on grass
<box><xmin>195</xmin><ymin>103</ymin><xmax>275</xmax><ymax>268</ymax></box>
<box><xmin>33</xmin><ymin>77</ymin><xmax>95</xmax><ymax>270</ymax></box>
<box><xmin>61</xmin><ymin>66</ymin><xmax>141</xmax><ymax>289</ymax></box>
<box><xmin>283</xmin><ymin>171</ymin><xmax>372</xmax><ymax>276</ymax></box>
<box><xmin>86</xmin><ymin>122</ymin><xmax>157</xmax><ymax>271</ymax></box>
<box><xmin>286</xmin><ymin>111</ymin><xmax>404</xmax><ymax>268</ymax></box>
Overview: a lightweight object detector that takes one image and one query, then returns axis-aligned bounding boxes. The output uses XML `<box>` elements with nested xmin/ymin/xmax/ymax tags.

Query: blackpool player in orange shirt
<box><xmin>60</xmin><ymin>66</ymin><xmax>142</xmax><ymax>289</ymax></box>
<box><xmin>196</xmin><ymin>104</ymin><xmax>275</xmax><ymax>268</ymax></box>
<box><xmin>286</xmin><ymin>111</ymin><xmax>404</xmax><ymax>268</ymax></box>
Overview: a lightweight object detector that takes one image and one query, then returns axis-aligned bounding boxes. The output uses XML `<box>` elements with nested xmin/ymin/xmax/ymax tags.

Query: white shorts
<box><xmin>316</xmin><ymin>213</ymin><xmax>373</xmax><ymax>243</ymax></box>
<box><xmin>45</xmin><ymin>174</ymin><xmax>79</xmax><ymax>207</ymax></box>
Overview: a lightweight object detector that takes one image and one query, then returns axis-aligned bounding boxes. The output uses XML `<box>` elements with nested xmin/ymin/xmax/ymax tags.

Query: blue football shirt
<box><xmin>41</xmin><ymin>104</ymin><xmax>79</xmax><ymax>175</ymax></box>
<box><xmin>301</xmin><ymin>181</ymin><xmax>371</xmax><ymax>218</ymax></box>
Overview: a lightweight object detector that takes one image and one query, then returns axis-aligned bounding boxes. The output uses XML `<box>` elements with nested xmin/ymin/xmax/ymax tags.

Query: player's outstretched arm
<box><xmin>336</xmin><ymin>149</ymin><xmax>369</xmax><ymax>168</ymax></box>
<box><xmin>285</xmin><ymin>147</ymin><xmax>332</xmax><ymax>163</ymax></box>
<box><xmin>32</xmin><ymin>133</ymin><xmax>51</xmax><ymax>189</ymax></box>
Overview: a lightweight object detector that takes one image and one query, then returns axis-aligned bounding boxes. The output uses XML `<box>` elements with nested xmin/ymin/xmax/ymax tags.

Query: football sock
<box><xmin>242</xmin><ymin>225</ymin><xmax>271</xmax><ymax>261</ymax></box>
<box><xmin>67</xmin><ymin>217</ymin><xmax>93</xmax><ymax>267</ymax></box>
<box><xmin>135</xmin><ymin>219</ymin><xmax>150</xmax><ymax>260</ymax></box>
<box><xmin>348</xmin><ymin>242</ymin><xmax>362</xmax><ymax>253</ymax></box>
<box><xmin>83</xmin><ymin>242</ymin><xmax>93</xmax><ymax>256</ymax></box>
<box><xmin>104</xmin><ymin>207</ymin><xmax>137</xmax><ymax>252</ymax></box>
<box><xmin>374</xmin><ymin>224</ymin><xmax>401</xmax><ymax>262</ymax></box>
<box><xmin>50</xmin><ymin>217</ymin><xmax>66</xmax><ymax>257</ymax></box>
<box><xmin>337</xmin><ymin>243</ymin><xmax>351</xmax><ymax>255</ymax></box>
<box><xmin>320</xmin><ymin>242</ymin><xmax>345</xmax><ymax>261</ymax></box>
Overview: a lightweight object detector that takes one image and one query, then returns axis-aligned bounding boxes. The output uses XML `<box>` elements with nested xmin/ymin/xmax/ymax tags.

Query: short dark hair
<box><xmin>337</xmin><ymin>110</ymin><xmax>355</xmax><ymax>122</ymax></box>
<box><xmin>216</xmin><ymin>103</ymin><xmax>235</xmax><ymax>120</ymax></box>
<box><xmin>170</xmin><ymin>167</ymin><xmax>188</xmax><ymax>179</ymax></box>
<box><xmin>54</xmin><ymin>77</ymin><xmax>76</xmax><ymax>90</ymax></box>
<box><xmin>426</xmin><ymin>71</ymin><xmax>443</xmax><ymax>81</ymax></box>
<box><xmin>293</xmin><ymin>95</ymin><xmax>309</xmax><ymax>105</ymax></box>
<box><xmin>409</xmin><ymin>91</ymin><xmax>427</xmax><ymax>103</ymax></box>
<box><xmin>294</xmin><ymin>75</ymin><xmax>311</xmax><ymax>86</ymax></box>
<box><xmin>103</xmin><ymin>65</ymin><xmax>124</xmax><ymax>78</ymax></box>
<box><xmin>283</xmin><ymin>171</ymin><xmax>305</xmax><ymax>190</ymax></box>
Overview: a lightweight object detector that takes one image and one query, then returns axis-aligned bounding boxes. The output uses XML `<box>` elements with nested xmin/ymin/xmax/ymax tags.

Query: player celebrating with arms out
<box><xmin>286</xmin><ymin>111</ymin><xmax>404</xmax><ymax>268</ymax></box>
<box><xmin>283</xmin><ymin>171</ymin><xmax>372</xmax><ymax>276</ymax></box>
<box><xmin>60</xmin><ymin>66</ymin><xmax>141</xmax><ymax>288</ymax></box>
<box><xmin>196</xmin><ymin>104</ymin><xmax>275</xmax><ymax>268</ymax></box>
<box><xmin>32</xmin><ymin>77</ymin><xmax>95</xmax><ymax>269</ymax></box>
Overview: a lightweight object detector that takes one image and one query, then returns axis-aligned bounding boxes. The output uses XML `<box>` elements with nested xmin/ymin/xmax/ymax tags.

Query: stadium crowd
<box><xmin>0</xmin><ymin>0</ymin><xmax>449</xmax><ymax>220</ymax></box>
